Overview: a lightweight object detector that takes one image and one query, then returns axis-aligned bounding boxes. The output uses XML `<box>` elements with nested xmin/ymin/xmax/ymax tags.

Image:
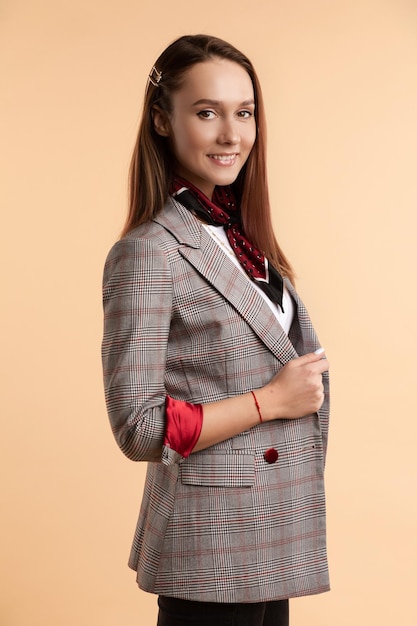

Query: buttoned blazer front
<box><xmin>102</xmin><ymin>197</ymin><xmax>330</xmax><ymax>604</ymax></box>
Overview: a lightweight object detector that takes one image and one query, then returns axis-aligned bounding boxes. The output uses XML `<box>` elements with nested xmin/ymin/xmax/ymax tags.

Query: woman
<box><xmin>102</xmin><ymin>34</ymin><xmax>330</xmax><ymax>626</ymax></box>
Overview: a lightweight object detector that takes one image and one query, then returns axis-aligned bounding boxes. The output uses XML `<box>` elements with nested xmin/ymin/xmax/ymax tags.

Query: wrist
<box><xmin>254</xmin><ymin>385</ymin><xmax>283</xmax><ymax>422</ymax></box>
<box><xmin>250</xmin><ymin>390</ymin><xmax>263</xmax><ymax>423</ymax></box>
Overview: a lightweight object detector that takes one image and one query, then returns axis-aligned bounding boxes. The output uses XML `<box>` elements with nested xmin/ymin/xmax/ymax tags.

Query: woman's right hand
<box><xmin>257</xmin><ymin>351</ymin><xmax>329</xmax><ymax>421</ymax></box>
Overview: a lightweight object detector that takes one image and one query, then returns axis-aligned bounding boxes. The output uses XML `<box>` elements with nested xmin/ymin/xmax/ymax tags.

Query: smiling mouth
<box><xmin>208</xmin><ymin>154</ymin><xmax>238</xmax><ymax>163</ymax></box>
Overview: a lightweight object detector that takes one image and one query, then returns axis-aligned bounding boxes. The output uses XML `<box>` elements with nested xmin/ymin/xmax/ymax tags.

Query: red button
<box><xmin>264</xmin><ymin>448</ymin><xmax>279</xmax><ymax>464</ymax></box>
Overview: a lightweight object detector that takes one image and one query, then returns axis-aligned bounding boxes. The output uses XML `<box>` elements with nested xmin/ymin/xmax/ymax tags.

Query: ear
<box><xmin>152</xmin><ymin>106</ymin><xmax>170</xmax><ymax>137</ymax></box>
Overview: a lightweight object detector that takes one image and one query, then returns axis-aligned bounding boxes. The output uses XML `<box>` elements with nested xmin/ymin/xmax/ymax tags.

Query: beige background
<box><xmin>1</xmin><ymin>1</ymin><xmax>416</xmax><ymax>624</ymax></box>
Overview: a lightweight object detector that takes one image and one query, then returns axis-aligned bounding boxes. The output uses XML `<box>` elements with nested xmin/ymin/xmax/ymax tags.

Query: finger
<box><xmin>312</xmin><ymin>357</ymin><xmax>330</xmax><ymax>374</ymax></box>
<box><xmin>318</xmin><ymin>358</ymin><xmax>329</xmax><ymax>373</ymax></box>
<box><xmin>293</xmin><ymin>349</ymin><xmax>326</xmax><ymax>367</ymax></box>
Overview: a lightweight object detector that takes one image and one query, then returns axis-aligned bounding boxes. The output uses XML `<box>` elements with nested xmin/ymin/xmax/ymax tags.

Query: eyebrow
<box><xmin>191</xmin><ymin>98</ymin><xmax>255</xmax><ymax>107</ymax></box>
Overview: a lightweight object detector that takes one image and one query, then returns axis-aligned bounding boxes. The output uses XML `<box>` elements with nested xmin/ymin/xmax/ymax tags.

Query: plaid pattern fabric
<box><xmin>102</xmin><ymin>198</ymin><xmax>330</xmax><ymax>603</ymax></box>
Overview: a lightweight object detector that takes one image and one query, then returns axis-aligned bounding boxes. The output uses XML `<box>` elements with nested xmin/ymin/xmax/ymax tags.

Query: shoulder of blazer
<box><xmin>152</xmin><ymin>197</ymin><xmax>203</xmax><ymax>249</ymax></box>
<box><xmin>121</xmin><ymin>197</ymin><xmax>202</xmax><ymax>249</ymax></box>
<box><xmin>123</xmin><ymin>196</ymin><xmax>303</xmax><ymax>365</ymax></box>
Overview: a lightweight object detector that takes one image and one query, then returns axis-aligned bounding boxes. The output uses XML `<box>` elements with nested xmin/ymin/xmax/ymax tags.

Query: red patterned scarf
<box><xmin>171</xmin><ymin>176</ymin><xmax>284</xmax><ymax>311</ymax></box>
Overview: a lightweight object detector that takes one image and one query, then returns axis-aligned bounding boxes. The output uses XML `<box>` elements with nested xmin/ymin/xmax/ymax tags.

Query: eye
<box><xmin>237</xmin><ymin>110</ymin><xmax>254</xmax><ymax>119</ymax></box>
<box><xmin>197</xmin><ymin>110</ymin><xmax>216</xmax><ymax>119</ymax></box>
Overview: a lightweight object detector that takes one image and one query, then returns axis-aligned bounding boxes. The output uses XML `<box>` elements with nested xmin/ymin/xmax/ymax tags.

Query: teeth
<box><xmin>209</xmin><ymin>154</ymin><xmax>236</xmax><ymax>162</ymax></box>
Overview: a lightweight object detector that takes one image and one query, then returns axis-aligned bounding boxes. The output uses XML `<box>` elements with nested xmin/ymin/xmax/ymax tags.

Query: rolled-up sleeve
<box><xmin>163</xmin><ymin>396</ymin><xmax>203</xmax><ymax>463</ymax></box>
<box><xmin>102</xmin><ymin>237</ymin><xmax>174</xmax><ymax>462</ymax></box>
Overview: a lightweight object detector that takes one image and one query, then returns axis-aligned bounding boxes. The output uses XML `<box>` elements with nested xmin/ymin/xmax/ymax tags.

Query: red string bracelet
<box><xmin>250</xmin><ymin>390</ymin><xmax>263</xmax><ymax>423</ymax></box>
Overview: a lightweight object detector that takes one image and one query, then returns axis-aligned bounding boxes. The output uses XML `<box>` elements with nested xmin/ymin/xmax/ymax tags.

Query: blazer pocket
<box><xmin>180</xmin><ymin>452</ymin><xmax>255</xmax><ymax>487</ymax></box>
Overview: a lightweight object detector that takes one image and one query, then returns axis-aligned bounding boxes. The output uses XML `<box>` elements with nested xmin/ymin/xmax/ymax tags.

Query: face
<box><xmin>153</xmin><ymin>59</ymin><xmax>257</xmax><ymax>199</ymax></box>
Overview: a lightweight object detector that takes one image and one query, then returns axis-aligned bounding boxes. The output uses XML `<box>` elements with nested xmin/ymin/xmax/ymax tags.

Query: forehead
<box><xmin>173</xmin><ymin>59</ymin><xmax>254</xmax><ymax>104</ymax></box>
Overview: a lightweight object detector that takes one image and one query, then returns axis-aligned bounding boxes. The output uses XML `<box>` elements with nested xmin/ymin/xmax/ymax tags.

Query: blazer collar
<box><xmin>155</xmin><ymin>198</ymin><xmax>306</xmax><ymax>365</ymax></box>
<box><xmin>154</xmin><ymin>196</ymin><xmax>202</xmax><ymax>248</ymax></box>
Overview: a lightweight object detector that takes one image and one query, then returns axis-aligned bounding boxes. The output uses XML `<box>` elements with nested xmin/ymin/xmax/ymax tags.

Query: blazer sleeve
<box><xmin>101</xmin><ymin>236</ymin><xmax>173</xmax><ymax>462</ymax></box>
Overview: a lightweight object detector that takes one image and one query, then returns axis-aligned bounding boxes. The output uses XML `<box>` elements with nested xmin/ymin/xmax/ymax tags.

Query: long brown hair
<box><xmin>123</xmin><ymin>34</ymin><xmax>294</xmax><ymax>283</ymax></box>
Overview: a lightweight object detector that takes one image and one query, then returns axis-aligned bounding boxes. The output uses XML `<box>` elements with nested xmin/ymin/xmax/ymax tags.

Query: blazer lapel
<box><xmin>155</xmin><ymin>198</ymin><xmax>298</xmax><ymax>365</ymax></box>
<box><xmin>285</xmin><ymin>280</ymin><xmax>322</xmax><ymax>355</ymax></box>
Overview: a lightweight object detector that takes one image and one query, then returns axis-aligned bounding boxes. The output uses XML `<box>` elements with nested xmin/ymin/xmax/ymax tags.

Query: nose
<box><xmin>218</xmin><ymin>117</ymin><xmax>239</xmax><ymax>145</ymax></box>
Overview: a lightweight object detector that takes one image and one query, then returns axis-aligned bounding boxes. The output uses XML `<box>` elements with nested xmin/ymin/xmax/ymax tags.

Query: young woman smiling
<box><xmin>102</xmin><ymin>34</ymin><xmax>330</xmax><ymax>626</ymax></box>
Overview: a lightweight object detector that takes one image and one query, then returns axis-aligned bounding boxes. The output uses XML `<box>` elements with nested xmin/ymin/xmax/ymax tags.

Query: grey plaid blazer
<box><xmin>102</xmin><ymin>197</ymin><xmax>330</xmax><ymax>603</ymax></box>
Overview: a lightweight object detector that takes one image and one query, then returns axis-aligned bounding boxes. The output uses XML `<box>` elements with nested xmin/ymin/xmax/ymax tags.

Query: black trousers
<box><xmin>157</xmin><ymin>596</ymin><xmax>289</xmax><ymax>626</ymax></box>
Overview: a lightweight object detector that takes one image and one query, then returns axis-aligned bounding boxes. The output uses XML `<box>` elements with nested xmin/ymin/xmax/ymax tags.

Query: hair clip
<box><xmin>149</xmin><ymin>66</ymin><xmax>162</xmax><ymax>86</ymax></box>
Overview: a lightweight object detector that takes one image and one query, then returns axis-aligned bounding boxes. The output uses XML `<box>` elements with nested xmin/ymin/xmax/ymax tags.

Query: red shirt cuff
<box><xmin>164</xmin><ymin>396</ymin><xmax>203</xmax><ymax>458</ymax></box>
